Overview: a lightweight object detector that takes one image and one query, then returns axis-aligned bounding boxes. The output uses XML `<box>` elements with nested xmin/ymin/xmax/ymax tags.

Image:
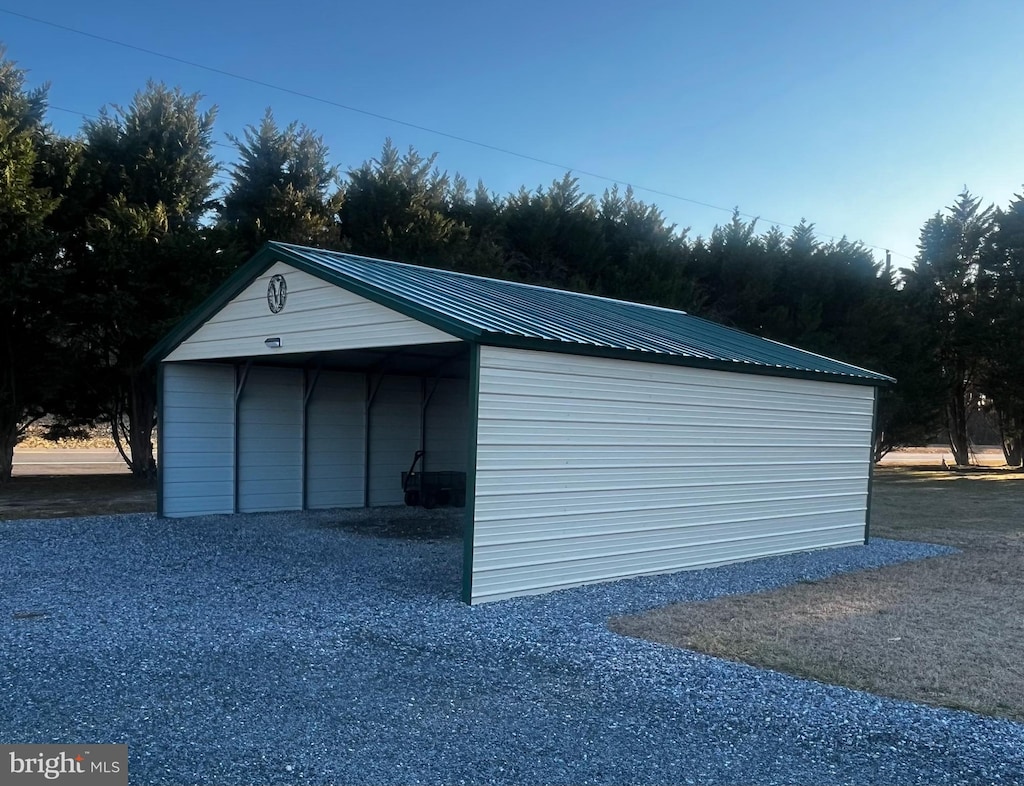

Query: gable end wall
<box><xmin>166</xmin><ymin>261</ymin><xmax>456</xmax><ymax>362</ymax></box>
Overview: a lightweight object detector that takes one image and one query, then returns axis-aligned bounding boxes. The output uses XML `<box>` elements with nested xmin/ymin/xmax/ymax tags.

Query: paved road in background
<box><xmin>880</xmin><ymin>448</ymin><xmax>1006</xmax><ymax>467</ymax></box>
<box><xmin>12</xmin><ymin>449</ymin><xmax>129</xmax><ymax>476</ymax></box>
<box><xmin>9</xmin><ymin>447</ymin><xmax>1011</xmax><ymax>476</ymax></box>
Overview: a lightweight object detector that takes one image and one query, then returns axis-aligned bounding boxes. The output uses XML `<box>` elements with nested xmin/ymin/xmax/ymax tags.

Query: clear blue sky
<box><xmin>3</xmin><ymin>0</ymin><xmax>1023</xmax><ymax>265</ymax></box>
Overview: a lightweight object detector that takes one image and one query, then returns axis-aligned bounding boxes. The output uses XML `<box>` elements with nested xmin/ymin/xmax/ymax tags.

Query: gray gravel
<box><xmin>1</xmin><ymin>509</ymin><xmax>1021</xmax><ymax>785</ymax></box>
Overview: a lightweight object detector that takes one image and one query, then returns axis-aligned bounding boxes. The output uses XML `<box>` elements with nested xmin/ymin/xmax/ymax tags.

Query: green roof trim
<box><xmin>145</xmin><ymin>249</ymin><xmax>277</xmax><ymax>365</ymax></box>
<box><xmin>148</xmin><ymin>241</ymin><xmax>894</xmax><ymax>386</ymax></box>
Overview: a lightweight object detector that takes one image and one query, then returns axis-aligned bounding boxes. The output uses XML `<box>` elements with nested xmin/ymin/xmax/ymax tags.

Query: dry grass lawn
<box><xmin>18</xmin><ymin>423</ymin><xmax>117</xmax><ymax>449</ymax></box>
<box><xmin>610</xmin><ymin>466</ymin><xmax>1024</xmax><ymax>721</ymax></box>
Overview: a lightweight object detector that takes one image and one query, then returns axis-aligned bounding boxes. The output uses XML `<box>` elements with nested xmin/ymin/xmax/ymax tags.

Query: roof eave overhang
<box><xmin>475</xmin><ymin>332</ymin><xmax>895</xmax><ymax>387</ymax></box>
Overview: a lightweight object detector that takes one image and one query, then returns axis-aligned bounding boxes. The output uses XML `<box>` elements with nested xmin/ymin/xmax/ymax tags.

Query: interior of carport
<box><xmin>159</xmin><ymin>339</ymin><xmax>471</xmax><ymax>523</ymax></box>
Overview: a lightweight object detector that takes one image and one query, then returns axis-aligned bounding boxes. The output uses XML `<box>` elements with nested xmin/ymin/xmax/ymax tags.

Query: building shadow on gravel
<box><xmin>313</xmin><ymin>505</ymin><xmax>464</xmax><ymax>541</ymax></box>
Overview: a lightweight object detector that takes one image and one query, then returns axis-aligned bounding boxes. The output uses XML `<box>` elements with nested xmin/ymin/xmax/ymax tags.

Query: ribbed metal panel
<box><xmin>306</xmin><ymin>371</ymin><xmax>365</xmax><ymax>509</ymax></box>
<box><xmin>270</xmin><ymin>243</ymin><xmax>892</xmax><ymax>384</ymax></box>
<box><xmin>238</xmin><ymin>366</ymin><xmax>303</xmax><ymax>513</ymax></box>
<box><xmin>368</xmin><ymin>376</ymin><xmax>421</xmax><ymax>506</ymax></box>
<box><xmin>166</xmin><ymin>261</ymin><xmax>456</xmax><ymax>362</ymax></box>
<box><xmin>425</xmin><ymin>379</ymin><xmax>469</xmax><ymax>472</ymax></box>
<box><xmin>161</xmin><ymin>363</ymin><xmax>235</xmax><ymax>517</ymax></box>
<box><xmin>471</xmin><ymin>347</ymin><xmax>875</xmax><ymax>603</ymax></box>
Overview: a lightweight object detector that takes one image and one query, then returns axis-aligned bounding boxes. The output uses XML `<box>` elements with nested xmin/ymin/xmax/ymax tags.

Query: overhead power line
<box><xmin>2</xmin><ymin>7</ymin><xmax>914</xmax><ymax>260</ymax></box>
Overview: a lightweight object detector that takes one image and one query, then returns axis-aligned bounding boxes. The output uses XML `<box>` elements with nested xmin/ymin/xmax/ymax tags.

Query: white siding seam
<box><xmin>168</xmin><ymin>261</ymin><xmax>455</xmax><ymax>362</ymax></box>
<box><xmin>479</xmin><ymin>370</ymin><xmax>873</xmax><ymax>400</ymax></box>
<box><xmin>306</xmin><ymin>370</ymin><xmax>366</xmax><ymax>510</ymax></box>
<box><xmin>472</xmin><ymin>540</ymin><xmax>864</xmax><ymax>600</ymax></box>
<box><xmin>477</xmin><ymin>387</ymin><xmax>874</xmax><ymax>408</ymax></box>
<box><xmin>475</xmin><ymin>501</ymin><xmax>865</xmax><ymax>524</ymax></box>
<box><xmin>478</xmin><ymin>420</ymin><xmax>871</xmax><ymax>434</ymax></box>
<box><xmin>161</xmin><ymin>362</ymin><xmax>235</xmax><ymax>517</ymax></box>
<box><xmin>476</xmin><ymin>489</ymin><xmax>866</xmax><ymax>503</ymax></box>
<box><xmin>474</xmin><ymin>523</ymin><xmax>862</xmax><ymax>567</ymax></box>
<box><xmin>237</xmin><ymin>366</ymin><xmax>303</xmax><ymax>513</ymax></box>
<box><xmin>478</xmin><ymin>439</ymin><xmax>868</xmax><ymax>448</ymax></box>
<box><xmin>196</xmin><ymin>299</ymin><xmax>409</xmax><ymax>323</ymax></box>
<box><xmin>183</xmin><ymin>316</ymin><xmax>425</xmax><ymax>340</ymax></box>
<box><xmin>474</xmin><ymin>476</ymin><xmax>866</xmax><ymax>491</ymax></box>
<box><xmin>475</xmin><ymin>460</ymin><xmax>866</xmax><ymax>470</ymax></box>
<box><xmin>474</xmin><ymin>517</ymin><xmax>864</xmax><ymax>548</ymax></box>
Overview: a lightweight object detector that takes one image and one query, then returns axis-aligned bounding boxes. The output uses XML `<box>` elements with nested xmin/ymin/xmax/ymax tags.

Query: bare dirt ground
<box><xmin>0</xmin><ymin>475</ymin><xmax>156</xmax><ymax>520</ymax></box>
<box><xmin>611</xmin><ymin>466</ymin><xmax>1024</xmax><ymax>721</ymax></box>
<box><xmin>3</xmin><ymin>426</ymin><xmax>147</xmax><ymax>517</ymax></box>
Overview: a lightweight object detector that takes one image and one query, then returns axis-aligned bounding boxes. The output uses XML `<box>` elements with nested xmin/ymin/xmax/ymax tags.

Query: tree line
<box><xmin>2</xmin><ymin>51</ymin><xmax>1022</xmax><ymax>481</ymax></box>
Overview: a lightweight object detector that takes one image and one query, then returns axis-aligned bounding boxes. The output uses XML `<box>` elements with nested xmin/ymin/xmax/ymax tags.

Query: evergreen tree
<box><xmin>60</xmin><ymin>82</ymin><xmax>220</xmax><ymax>477</ymax></box>
<box><xmin>979</xmin><ymin>193</ymin><xmax>1024</xmax><ymax>465</ymax></box>
<box><xmin>444</xmin><ymin>179</ymin><xmax>507</xmax><ymax>277</ymax></box>
<box><xmin>221</xmin><ymin>109</ymin><xmax>340</xmax><ymax>256</ymax></box>
<box><xmin>338</xmin><ymin>139</ymin><xmax>468</xmax><ymax>266</ymax></box>
<box><xmin>0</xmin><ymin>54</ymin><xmax>970</xmax><ymax>476</ymax></box>
<box><xmin>853</xmin><ymin>270</ymin><xmax>945</xmax><ymax>461</ymax></box>
<box><xmin>499</xmin><ymin>174</ymin><xmax>608</xmax><ymax>289</ymax></box>
<box><xmin>0</xmin><ymin>50</ymin><xmax>79</xmax><ymax>482</ymax></box>
<box><xmin>597</xmin><ymin>186</ymin><xmax>698</xmax><ymax>310</ymax></box>
<box><xmin>693</xmin><ymin>211</ymin><xmax>774</xmax><ymax>331</ymax></box>
<box><xmin>904</xmin><ymin>190</ymin><xmax>995</xmax><ymax>465</ymax></box>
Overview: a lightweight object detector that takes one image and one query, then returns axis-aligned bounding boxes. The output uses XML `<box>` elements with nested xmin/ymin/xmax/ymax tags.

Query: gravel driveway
<box><xmin>2</xmin><ymin>509</ymin><xmax>1021</xmax><ymax>785</ymax></box>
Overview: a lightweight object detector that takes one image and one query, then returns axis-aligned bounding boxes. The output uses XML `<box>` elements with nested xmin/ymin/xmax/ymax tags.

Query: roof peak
<box><xmin>269</xmin><ymin>241</ymin><xmax>692</xmax><ymax>318</ymax></box>
<box><xmin>151</xmin><ymin>241</ymin><xmax>892</xmax><ymax>385</ymax></box>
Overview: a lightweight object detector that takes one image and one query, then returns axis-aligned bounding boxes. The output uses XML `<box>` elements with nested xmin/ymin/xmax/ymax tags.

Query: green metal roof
<box><xmin>149</xmin><ymin>241</ymin><xmax>894</xmax><ymax>386</ymax></box>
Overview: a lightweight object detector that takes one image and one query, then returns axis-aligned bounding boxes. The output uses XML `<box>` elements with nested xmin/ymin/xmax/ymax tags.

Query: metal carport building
<box><xmin>149</xmin><ymin>241</ymin><xmax>893</xmax><ymax>604</ymax></box>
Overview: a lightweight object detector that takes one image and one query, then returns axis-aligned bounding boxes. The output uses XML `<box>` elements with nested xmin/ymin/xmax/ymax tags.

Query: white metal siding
<box><xmin>425</xmin><ymin>378</ymin><xmax>468</xmax><ymax>472</ymax></box>
<box><xmin>166</xmin><ymin>261</ymin><xmax>457</xmax><ymax>361</ymax></box>
<box><xmin>471</xmin><ymin>346</ymin><xmax>875</xmax><ymax>603</ymax></box>
<box><xmin>368</xmin><ymin>376</ymin><xmax>421</xmax><ymax>506</ymax></box>
<box><xmin>161</xmin><ymin>363</ymin><xmax>235</xmax><ymax>517</ymax></box>
<box><xmin>306</xmin><ymin>371</ymin><xmax>366</xmax><ymax>509</ymax></box>
<box><xmin>238</xmin><ymin>366</ymin><xmax>303</xmax><ymax>512</ymax></box>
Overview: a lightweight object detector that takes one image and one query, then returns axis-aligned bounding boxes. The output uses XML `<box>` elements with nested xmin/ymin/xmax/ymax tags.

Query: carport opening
<box><xmin>161</xmin><ymin>339</ymin><xmax>472</xmax><ymax>595</ymax></box>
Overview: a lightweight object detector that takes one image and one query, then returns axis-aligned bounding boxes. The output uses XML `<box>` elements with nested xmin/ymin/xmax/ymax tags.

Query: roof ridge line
<box><xmin>270</xmin><ymin>241</ymin><xmax>692</xmax><ymax>316</ymax></box>
<box><xmin>237</xmin><ymin>242</ymin><xmax>894</xmax><ymax>386</ymax></box>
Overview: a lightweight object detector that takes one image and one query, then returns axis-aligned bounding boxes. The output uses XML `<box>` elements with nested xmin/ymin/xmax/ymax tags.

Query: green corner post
<box><xmin>865</xmin><ymin>386</ymin><xmax>880</xmax><ymax>545</ymax></box>
<box><xmin>156</xmin><ymin>362</ymin><xmax>165</xmax><ymax>517</ymax></box>
<box><xmin>462</xmin><ymin>343</ymin><xmax>481</xmax><ymax>605</ymax></box>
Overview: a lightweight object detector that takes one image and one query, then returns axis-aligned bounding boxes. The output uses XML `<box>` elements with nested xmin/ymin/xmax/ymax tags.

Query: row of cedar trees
<box><xmin>3</xmin><ymin>54</ymin><xmax>1024</xmax><ymax>482</ymax></box>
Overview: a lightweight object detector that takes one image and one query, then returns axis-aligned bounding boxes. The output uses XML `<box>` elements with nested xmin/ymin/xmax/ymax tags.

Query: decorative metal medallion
<box><xmin>267</xmin><ymin>274</ymin><xmax>287</xmax><ymax>314</ymax></box>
